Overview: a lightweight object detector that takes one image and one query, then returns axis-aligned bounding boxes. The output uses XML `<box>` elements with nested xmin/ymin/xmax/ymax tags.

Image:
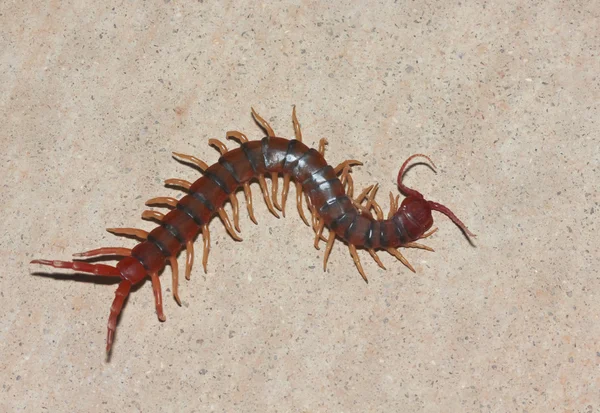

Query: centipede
<box><xmin>31</xmin><ymin>107</ymin><xmax>475</xmax><ymax>352</ymax></box>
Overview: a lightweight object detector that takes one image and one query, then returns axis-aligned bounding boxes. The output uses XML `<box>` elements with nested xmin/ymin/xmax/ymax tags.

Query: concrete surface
<box><xmin>1</xmin><ymin>1</ymin><xmax>599</xmax><ymax>412</ymax></box>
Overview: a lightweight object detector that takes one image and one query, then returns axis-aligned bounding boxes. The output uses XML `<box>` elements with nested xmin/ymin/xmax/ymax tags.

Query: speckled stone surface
<box><xmin>1</xmin><ymin>1</ymin><xmax>599</xmax><ymax>412</ymax></box>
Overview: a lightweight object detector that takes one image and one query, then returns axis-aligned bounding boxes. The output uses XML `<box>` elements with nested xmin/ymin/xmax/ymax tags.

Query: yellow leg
<box><xmin>185</xmin><ymin>240</ymin><xmax>194</xmax><ymax>280</ymax></box>
<box><xmin>295</xmin><ymin>182</ymin><xmax>310</xmax><ymax>226</ymax></box>
<box><xmin>229</xmin><ymin>193</ymin><xmax>241</xmax><ymax>232</ymax></box>
<box><xmin>387</xmin><ymin>248</ymin><xmax>415</xmax><ymax>273</ymax></box>
<box><xmin>292</xmin><ymin>105</ymin><xmax>302</xmax><ymax>141</ymax></box>
<box><xmin>243</xmin><ymin>183</ymin><xmax>258</xmax><ymax>224</ymax></box>
<box><xmin>168</xmin><ymin>256</ymin><xmax>181</xmax><ymax>306</ymax></box>
<box><xmin>172</xmin><ymin>152</ymin><xmax>209</xmax><ymax>171</ymax></box>
<box><xmin>271</xmin><ymin>172</ymin><xmax>281</xmax><ymax>210</ymax></box>
<box><xmin>348</xmin><ymin>244</ymin><xmax>368</xmax><ymax>283</ymax></box>
<box><xmin>368</xmin><ymin>249</ymin><xmax>386</xmax><ymax>270</ymax></box>
<box><xmin>258</xmin><ymin>175</ymin><xmax>280</xmax><ymax>218</ymax></box>
<box><xmin>201</xmin><ymin>225</ymin><xmax>210</xmax><ymax>273</ymax></box>
<box><xmin>218</xmin><ymin>208</ymin><xmax>242</xmax><ymax>241</ymax></box>
<box><xmin>251</xmin><ymin>107</ymin><xmax>275</xmax><ymax>137</ymax></box>
<box><xmin>208</xmin><ymin>138</ymin><xmax>228</xmax><ymax>155</ymax></box>
<box><xmin>226</xmin><ymin>130</ymin><xmax>248</xmax><ymax>144</ymax></box>
<box><xmin>281</xmin><ymin>174</ymin><xmax>291</xmax><ymax>217</ymax></box>
<box><xmin>323</xmin><ymin>231</ymin><xmax>336</xmax><ymax>271</ymax></box>
<box><xmin>106</xmin><ymin>227</ymin><xmax>149</xmax><ymax>240</ymax></box>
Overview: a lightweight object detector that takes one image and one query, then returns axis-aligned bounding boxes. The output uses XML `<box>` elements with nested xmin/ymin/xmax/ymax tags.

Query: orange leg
<box><xmin>149</xmin><ymin>272</ymin><xmax>166</xmax><ymax>322</ymax></box>
<box><xmin>185</xmin><ymin>240</ymin><xmax>194</xmax><ymax>280</ymax></box>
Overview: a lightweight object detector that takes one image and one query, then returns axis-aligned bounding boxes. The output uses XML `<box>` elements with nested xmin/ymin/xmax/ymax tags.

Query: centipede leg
<box><xmin>295</xmin><ymin>182</ymin><xmax>310</xmax><ymax>226</ymax></box>
<box><xmin>226</xmin><ymin>130</ymin><xmax>249</xmax><ymax>144</ymax></box>
<box><xmin>172</xmin><ymin>152</ymin><xmax>209</xmax><ymax>171</ymax></box>
<box><xmin>243</xmin><ymin>183</ymin><xmax>258</xmax><ymax>224</ymax></box>
<box><xmin>387</xmin><ymin>248</ymin><xmax>415</xmax><ymax>273</ymax></box>
<box><xmin>218</xmin><ymin>207</ymin><xmax>242</xmax><ymax>241</ymax></box>
<box><xmin>142</xmin><ymin>210</ymin><xmax>165</xmax><ymax>222</ymax></box>
<box><xmin>106</xmin><ymin>280</ymin><xmax>132</xmax><ymax>352</ymax></box>
<box><xmin>168</xmin><ymin>256</ymin><xmax>181</xmax><ymax>306</ymax></box>
<box><xmin>149</xmin><ymin>272</ymin><xmax>166</xmax><ymax>321</ymax></box>
<box><xmin>292</xmin><ymin>105</ymin><xmax>302</xmax><ymax>142</ymax></box>
<box><xmin>271</xmin><ymin>172</ymin><xmax>281</xmax><ymax>211</ymax></box>
<box><xmin>318</xmin><ymin>138</ymin><xmax>328</xmax><ymax>156</ymax></box>
<box><xmin>348</xmin><ymin>244</ymin><xmax>368</xmax><ymax>283</ymax></box>
<box><xmin>251</xmin><ymin>107</ymin><xmax>276</xmax><ymax>137</ymax></box>
<box><xmin>229</xmin><ymin>193</ymin><xmax>241</xmax><ymax>232</ymax></box>
<box><xmin>185</xmin><ymin>240</ymin><xmax>194</xmax><ymax>280</ymax></box>
<box><xmin>106</xmin><ymin>228</ymin><xmax>149</xmax><ymax>240</ymax></box>
<box><xmin>258</xmin><ymin>175</ymin><xmax>280</xmax><ymax>218</ymax></box>
<box><xmin>201</xmin><ymin>224</ymin><xmax>210</xmax><ymax>273</ymax></box>
<box><xmin>281</xmin><ymin>174</ymin><xmax>291</xmax><ymax>217</ymax></box>
<box><xmin>323</xmin><ymin>231</ymin><xmax>336</xmax><ymax>271</ymax></box>
<box><xmin>313</xmin><ymin>217</ymin><xmax>326</xmax><ymax>250</ymax></box>
<box><xmin>73</xmin><ymin>247</ymin><xmax>132</xmax><ymax>258</ymax></box>
<box><xmin>403</xmin><ymin>242</ymin><xmax>435</xmax><ymax>252</ymax></box>
<box><xmin>208</xmin><ymin>138</ymin><xmax>228</xmax><ymax>155</ymax></box>
<box><xmin>421</xmin><ymin>227</ymin><xmax>438</xmax><ymax>239</ymax></box>
<box><xmin>334</xmin><ymin>160</ymin><xmax>363</xmax><ymax>174</ymax></box>
<box><xmin>30</xmin><ymin>259</ymin><xmax>121</xmax><ymax>277</ymax></box>
<box><xmin>146</xmin><ymin>197</ymin><xmax>178</xmax><ymax>208</ymax></box>
<box><xmin>368</xmin><ymin>249</ymin><xmax>386</xmax><ymax>270</ymax></box>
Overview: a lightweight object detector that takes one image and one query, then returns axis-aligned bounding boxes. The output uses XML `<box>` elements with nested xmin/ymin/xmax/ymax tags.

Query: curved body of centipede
<box><xmin>31</xmin><ymin>107</ymin><xmax>475</xmax><ymax>352</ymax></box>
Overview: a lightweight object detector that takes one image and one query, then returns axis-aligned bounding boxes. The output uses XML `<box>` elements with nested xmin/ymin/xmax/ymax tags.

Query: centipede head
<box><xmin>397</xmin><ymin>154</ymin><xmax>475</xmax><ymax>239</ymax></box>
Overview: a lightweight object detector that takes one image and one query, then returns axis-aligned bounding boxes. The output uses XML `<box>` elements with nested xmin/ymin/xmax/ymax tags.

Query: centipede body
<box><xmin>31</xmin><ymin>107</ymin><xmax>475</xmax><ymax>352</ymax></box>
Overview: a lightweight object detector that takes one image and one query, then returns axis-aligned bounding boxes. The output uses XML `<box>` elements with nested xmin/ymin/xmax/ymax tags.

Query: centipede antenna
<box><xmin>149</xmin><ymin>272</ymin><xmax>166</xmax><ymax>321</ymax></box>
<box><xmin>281</xmin><ymin>174</ymin><xmax>291</xmax><ymax>216</ymax></box>
<box><xmin>251</xmin><ymin>107</ymin><xmax>276</xmax><ymax>138</ymax></box>
<box><xmin>106</xmin><ymin>228</ymin><xmax>149</xmax><ymax>240</ymax></box>
<box><xmin>397</xmin><ymin>154</ymin><xmax>436</xmax><ymax>198</ymax></box>
<box><xmin>146</xmin><ymin>197</ymin><xmax>178</xmax><ymax>208</ymax></box>
<box><xmin>172</xmin><ymin>152</ymin><xmax>209</xmax><ymax>171</ymax></box>
<box><xmin>165</xmin><ymin>178</ymin><xmax>192</xmax><ymax>190</ymax></box>
<box><xmin>208</xmin><ymin>138</ymin><xmax>228</xmax><ymax>155</ymax></box>
<box><xmin>185</xmin><ymin>240</ymin><xmax>194</xmax><ymax>280</ymax></box>
<box><xmin>142</xmin><ymin>210</ymin><xmax>165</xmax><ymax>222</ymax></box>
<box><xmin>226</xmin><ymin>130</ymin><xmax>249</xmax><ymax>144</ymax></box>
<box><xmin>107</xmin><ymin>281</ymin><xmax>132</xmax><ymax>352</ymax></box>
<box><xmin>30</xmin><ymin>259</ymin><xmax>121</xmax><ymax>277</ymax></box>
<box><xmin>168</xmin><ymin>256</ymin><xmax>181</xmax><ymax>306</ymax></box>
<box><xmin>292</xmin><ymin>105</ymin><xmax>302</xmax><ymax>141</ymax></box>
<box><xmin>428</xmin><ymin>201</ymin><xmax>476</xmax><ymax>238</ymax></box>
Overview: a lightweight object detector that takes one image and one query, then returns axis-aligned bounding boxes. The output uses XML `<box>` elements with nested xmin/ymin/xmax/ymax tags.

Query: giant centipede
<box><xmin>31</xmin><ymin>107</ymin><xmax>475</xmax><ymax>352</ymax></box>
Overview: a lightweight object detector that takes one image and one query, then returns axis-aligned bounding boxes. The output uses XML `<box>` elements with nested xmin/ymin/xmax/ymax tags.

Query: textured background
<box><xmin>1</xmin><ymin>1</ymin><xmax>599</xmax><ymax>412</ymax></box>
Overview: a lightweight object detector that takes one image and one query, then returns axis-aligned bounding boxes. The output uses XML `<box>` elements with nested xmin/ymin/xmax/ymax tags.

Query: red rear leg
<box><xmin>107</xmin><ymin>281</ymin><xmax>132</xmax><ymax>352</ymax></box>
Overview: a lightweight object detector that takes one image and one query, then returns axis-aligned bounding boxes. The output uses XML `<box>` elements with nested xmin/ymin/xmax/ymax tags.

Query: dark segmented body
<box><xmin>31</xmin><ymin>108</ymin><xmax>475</xmax><ymax>353</ymax></box>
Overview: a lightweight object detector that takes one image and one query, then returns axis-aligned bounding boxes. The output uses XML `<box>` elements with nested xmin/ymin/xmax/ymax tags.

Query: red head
<box><xmin>396</xmin><ymin>154</ymin><xmax>475</xmax><ymax>239</ymax></box>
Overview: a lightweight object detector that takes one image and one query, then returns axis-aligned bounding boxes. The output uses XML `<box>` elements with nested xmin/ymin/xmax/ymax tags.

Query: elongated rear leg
<box><xmin>107</xmin><ymin>281</ymin><xmax>132</xmax><ymax>352</ymax></box>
